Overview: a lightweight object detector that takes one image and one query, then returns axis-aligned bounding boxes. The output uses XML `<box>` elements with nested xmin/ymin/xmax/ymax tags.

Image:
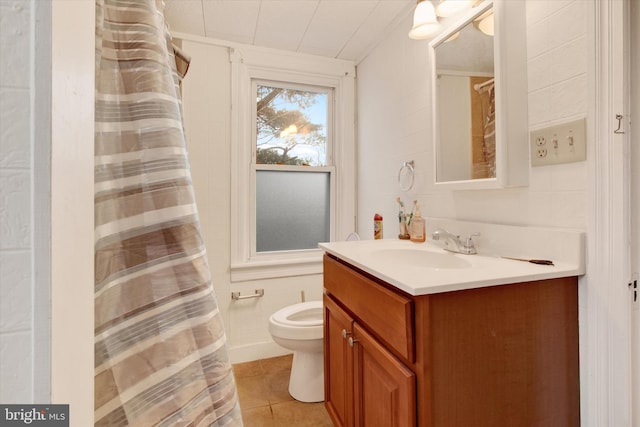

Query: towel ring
<box><xmin>398</xmin><ymin>161</ymin><xmax>415</xmax><ymax>191</ymax></box>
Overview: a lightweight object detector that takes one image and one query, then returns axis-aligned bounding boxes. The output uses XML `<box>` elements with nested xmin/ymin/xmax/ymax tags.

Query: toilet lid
<box><xmin>271</xmin><ymin>301</ymin><xmax>323</xmax><ymax>327</ymax></box>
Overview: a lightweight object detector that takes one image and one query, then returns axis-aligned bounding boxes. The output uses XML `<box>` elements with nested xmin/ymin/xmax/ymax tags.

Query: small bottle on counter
<box><xmin>374</xmin><ymin>213</ymin><xmax>383</xmax><ymax>239</ymax></box>
<box><xmin>410</xmin><ymin>205</ymin><xmax>425</xmax><ymax>242</ymax></box>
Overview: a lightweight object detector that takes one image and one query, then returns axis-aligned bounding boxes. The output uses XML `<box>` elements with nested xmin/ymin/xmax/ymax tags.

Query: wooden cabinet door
<box><xmin>353</xmin><ymin>323</ymin><xmax>416</xmax><ymax>427</ymax></box>
<box><xmin>324</xmin><ymin>295</ymin><xmax>354</xmax><ymax>427</ymax></box>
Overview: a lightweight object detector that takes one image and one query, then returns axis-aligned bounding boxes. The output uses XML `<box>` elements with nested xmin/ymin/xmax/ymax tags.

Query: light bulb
<box><xmin>476</xmin><ymin>12</ymin><xmax>494</xmax><ymax>36</ymax></box>
<box><xmin>408</xmin><ymin>1</ymin><xmax>441</xmax><ymax>40</ymax></box>
<box><xmin>435</xmin><ymin>0</ymin><xmax>473</xmax><ymax>18</ymax></box>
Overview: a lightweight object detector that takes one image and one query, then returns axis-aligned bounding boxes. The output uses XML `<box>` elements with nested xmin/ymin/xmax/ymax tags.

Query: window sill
<box><xmin>230</xmin><ymin>252</ymin><xmax>324</xmax><ymax>282</ymax></box>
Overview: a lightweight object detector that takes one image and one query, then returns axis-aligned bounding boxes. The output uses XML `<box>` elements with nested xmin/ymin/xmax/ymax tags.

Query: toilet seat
<box><xmin>270</xmin><ymin>301</ymin><xmax>323</xmax><ymax>327</ymax></box>
<box><xmin>268</xmin><ymin>300</ymin><xmax>323</xmax><ymax>340</ymax></box>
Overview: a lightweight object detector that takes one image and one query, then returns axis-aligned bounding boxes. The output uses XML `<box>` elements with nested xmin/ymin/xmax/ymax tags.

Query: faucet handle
<box><xmin>463</xmin><ymin>232</ymin><xmax>481</xmax><ymax>254</ymax></box>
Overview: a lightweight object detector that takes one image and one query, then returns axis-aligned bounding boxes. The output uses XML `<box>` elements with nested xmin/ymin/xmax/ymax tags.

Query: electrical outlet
<box><xmin>530</xmin><ymin>118</ymin><xmax>586</xmax><ymax>166</ymax></box>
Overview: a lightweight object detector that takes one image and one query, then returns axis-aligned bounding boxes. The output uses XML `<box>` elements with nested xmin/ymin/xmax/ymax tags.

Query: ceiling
<box><xmin>164</xmin><ymin>0</ymin><xmax>415</xmax><ymax>62</ymax></box>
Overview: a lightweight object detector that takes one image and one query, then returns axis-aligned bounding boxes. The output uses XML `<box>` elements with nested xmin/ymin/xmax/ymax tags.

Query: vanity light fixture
<box><xmin>408</xmin><ymin>0</ymin><xmax>441</xmax><ymax>40</ymax></box>
<box><xmin>474</xmin><ymin>9</ymin><xmax>494</xmax><ymax>36</ymax></box>
<box><xmin>435</xmin><ymin>0</ymin><xmax>474</xmax><ymax>18</ymax></box>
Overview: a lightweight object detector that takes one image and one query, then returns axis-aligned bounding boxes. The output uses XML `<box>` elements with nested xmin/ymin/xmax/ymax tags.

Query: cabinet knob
<box><xmin>348</xmin><ymin>337</ymin><xmax>358</xmax><ymax>347</ymax></box>
<box><xmin>342</xmin><ymin>329</ymin><xmax>352</xmax><ymax>339</ymax></box>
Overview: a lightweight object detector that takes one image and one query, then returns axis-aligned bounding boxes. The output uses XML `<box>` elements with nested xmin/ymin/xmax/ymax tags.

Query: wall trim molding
<box><xmin>32</xmin><ymin>0</ymin><xmax>52</xmax><ymax>403</ymax></box>
<box><xmin>50</xmin><ymin>1</ymin><xmax>94</xmax><ymax>423</ymax></box>
<box><xmin>228</xmin><ymin>342</ymin><xmax>290</xmax><ymax>364</ymax></box>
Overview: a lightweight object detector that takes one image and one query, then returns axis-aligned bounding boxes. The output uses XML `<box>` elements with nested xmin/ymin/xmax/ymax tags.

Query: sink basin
<box><xmin>369</xmin><ymin>248</ymin><xmax>472</xmax><ymax>269</ymax></box>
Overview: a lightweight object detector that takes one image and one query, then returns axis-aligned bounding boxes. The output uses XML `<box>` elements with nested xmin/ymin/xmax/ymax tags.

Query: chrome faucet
<box><xmin>431</xmin><ymin>229</ymin><xmax>480</xmax><ymax>255</ymax></box>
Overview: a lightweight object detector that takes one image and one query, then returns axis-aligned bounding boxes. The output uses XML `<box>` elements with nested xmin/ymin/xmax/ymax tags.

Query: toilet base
<box><xmin>288</xmin><ymin>350</ymin><xmax>324</xmax><ymax>403</ymax></box>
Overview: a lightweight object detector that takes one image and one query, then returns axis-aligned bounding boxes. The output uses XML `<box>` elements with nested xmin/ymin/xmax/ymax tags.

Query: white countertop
<box><xmin>319</xmin><ymin>236</ymin><xmax>585</xmax><ymax>296</ymax></box>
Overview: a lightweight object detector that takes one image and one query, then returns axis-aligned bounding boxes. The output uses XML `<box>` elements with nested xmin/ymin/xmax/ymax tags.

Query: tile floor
<box><xmin>233</xmin><ymin>354</ymin><xmax>333</xmax><ymax>426</ymax></box>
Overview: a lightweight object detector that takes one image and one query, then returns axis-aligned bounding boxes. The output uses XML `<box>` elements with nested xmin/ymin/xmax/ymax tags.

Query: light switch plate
<box><xmin>530</xmin><ymin>118</ymin><xmax>586</xmax><ymax>166</ymax></box>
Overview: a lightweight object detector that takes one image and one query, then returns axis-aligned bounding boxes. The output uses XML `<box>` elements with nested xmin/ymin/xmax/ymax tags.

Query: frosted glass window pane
<box><xmin>256</xmin><ymin>170</ymin><xmax>330</xmax><ymax>252</ymax></box>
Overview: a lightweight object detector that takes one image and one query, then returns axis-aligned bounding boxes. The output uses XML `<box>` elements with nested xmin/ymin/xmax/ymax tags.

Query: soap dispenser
<box><xmin>410</xmin><ymin>204</ymin><xmax>425</xmax><ymax>242</ymax></box>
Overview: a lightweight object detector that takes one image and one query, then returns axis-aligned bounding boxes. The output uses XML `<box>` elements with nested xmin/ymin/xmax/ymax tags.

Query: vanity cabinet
<box><xmin>323</xmin><ymin>254</ymin><xmax>580</xmax><ymax>427</ymax></box>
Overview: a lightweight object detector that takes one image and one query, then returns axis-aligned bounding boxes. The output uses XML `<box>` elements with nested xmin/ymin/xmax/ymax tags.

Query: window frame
<box><xmin>230</xmin><ymin>47</ymin><xmax>356</xmax><ymax>282</ymax></box>
<box><xmin>252</xmin><ymin>79</ymin><xmax>335</xmax><ymax>257</ymax></box>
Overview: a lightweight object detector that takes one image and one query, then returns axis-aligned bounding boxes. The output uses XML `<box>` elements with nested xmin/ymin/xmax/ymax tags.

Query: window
<box><xmin>254</xmin><ymin>82</ymin><xmax>333</xmax><ymax>253</ymax></box>
<box><xmin>230</xmin><ymin>47</ymin><xmax>355</xmax><ymax>281</ymax></box>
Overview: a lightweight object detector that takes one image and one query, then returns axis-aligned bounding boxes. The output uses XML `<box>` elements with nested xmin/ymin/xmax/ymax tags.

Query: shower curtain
<box><xmin>473</xmin><ymin>78</ymin><xmax>496</xmax><ymax>179</ymax></box>
<box><xmin>94</xmin><ymin>1</ymin><xmax>242</xmax><ymax>425</ymax></box>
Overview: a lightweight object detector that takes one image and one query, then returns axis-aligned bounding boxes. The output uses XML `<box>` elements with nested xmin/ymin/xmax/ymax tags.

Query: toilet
<box><xmin>268</xmin><ymin>300</ymin><xmax>324</xmax><ymax>403</ymax></box>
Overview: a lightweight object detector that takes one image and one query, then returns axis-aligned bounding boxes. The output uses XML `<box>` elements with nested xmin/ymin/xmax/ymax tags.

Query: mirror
<box><xmin>430</xmin><ymin>0</ymin><xmax>529</xmax><ymax>189</ymax></box>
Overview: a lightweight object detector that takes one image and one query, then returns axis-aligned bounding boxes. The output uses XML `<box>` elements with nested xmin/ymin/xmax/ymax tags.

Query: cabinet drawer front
<box><xmin>324</xmin><ymin>255</ymin><xmax>414</xmax><ymax>362</ymax></box>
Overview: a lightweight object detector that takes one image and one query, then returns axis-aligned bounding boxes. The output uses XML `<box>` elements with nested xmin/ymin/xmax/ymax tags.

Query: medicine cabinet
<box><xmin>430</xmin><ymin>0</ymin><xmax>529</xmax><ymax>190</ymax></box>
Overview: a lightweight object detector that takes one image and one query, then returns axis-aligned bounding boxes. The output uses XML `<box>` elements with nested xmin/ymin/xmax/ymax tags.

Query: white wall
<box><xmin>436</xmin><ymin>75</ymin><xmax>472</xmax><ymax>182</ymax></box>
<box><xmin>0</xmin><ymin>0</ymin><xmax>34</xmax><ymax>403</ymax></box>
<box><xmin>356</xmin><ymin>0</ymin><xmax>588</xmax><ymax>235</ymax></box>
<box><xmin>0</xmin><ymin>0</ymin><xmax>50</xmax><ymax>403</ymax></box>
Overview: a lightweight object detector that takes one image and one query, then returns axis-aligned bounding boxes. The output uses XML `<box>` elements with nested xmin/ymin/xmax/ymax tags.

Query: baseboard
<box><xmin>228</xmin><ymin>341</ymin><xmax>291</xmax><ymax>364</ymax></box>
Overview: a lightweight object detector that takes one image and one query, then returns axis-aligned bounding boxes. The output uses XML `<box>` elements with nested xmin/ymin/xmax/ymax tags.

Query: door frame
<box><xmin>630</xmin><ymin>0</ymin><xmax>640</xmax><ymax>424</ymax></box>
<box><xmin>586</xmin><ymin>0</ymin><xmax>633</xmax><ymax>425</ymax></box>
<box><xmin>50</xmin><ymin>1</ymin><xmax>94</xmax><ymax>424</ymax></box>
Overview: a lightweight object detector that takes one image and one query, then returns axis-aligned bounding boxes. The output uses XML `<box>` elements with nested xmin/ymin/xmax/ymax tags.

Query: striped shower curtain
<box><xmin>94</xmin><ymin>1</ymin><xmax>242</xmax><ymax>425</ymax></box>
<box><xmin>473</xmin><ymin>78</ymin><xmax>496</xmax><ymax>179</ymax></box>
